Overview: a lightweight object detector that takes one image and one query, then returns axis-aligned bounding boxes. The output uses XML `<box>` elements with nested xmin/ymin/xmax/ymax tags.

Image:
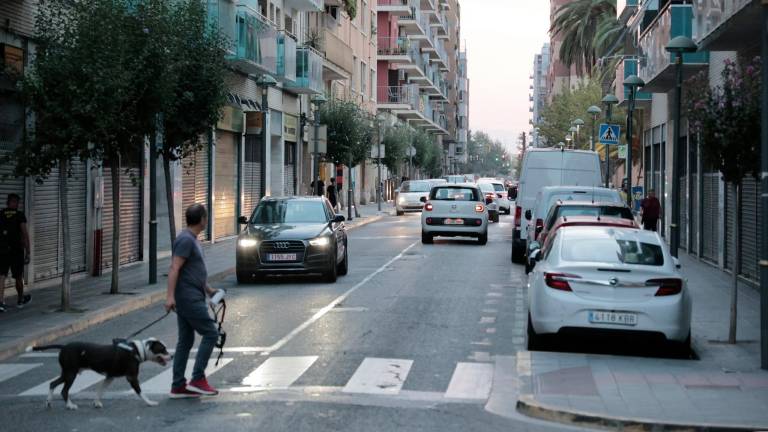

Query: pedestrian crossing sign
<box><xmin>599</xmin><ymin>124</ymin><xmax>620</xmax><ymax>145</ymax></box>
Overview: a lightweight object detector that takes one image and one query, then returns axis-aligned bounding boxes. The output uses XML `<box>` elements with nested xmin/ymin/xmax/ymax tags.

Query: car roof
<box><xmin>553</xmin><ymin>200</ymin><xmax>629</xmax><ymax>208</ymax></box>
<box><xmin>550</xmin><ymin>215</ymin><xmax>638</xmax><ymax>231</ymax></box>
<box><xmin>559</xmin><ymin>224</ymin><xmax>661</xmax><ymax>244</ymax></box>
<box><xmin>525</xmin><ymin>148</ymin><xmax>598</xmax><ymax>155</ymax></box>
<box><xmin>434</xmin><ymin>183</ymin><xmax>478</xmax><ymax>189</ymax></box>
<box><xmin>262</xmin><ymin>196</ymin><xmax>325</xmax><ymax>202</ymax></box>
<box><xmin>539</xmin><ymin>185</ymin><xmax>616</xmax><ymax>194</ymax></box>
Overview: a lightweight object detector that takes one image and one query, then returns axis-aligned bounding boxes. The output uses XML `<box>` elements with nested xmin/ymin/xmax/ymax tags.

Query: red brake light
<box><xmin>648</xmin><ymin>278</ymin><xmax>682</xmax><ymax>296</ymax></box>
<box><xmin>544</xmin><ymin>273</ymin><xmax>580</xmax><ymax>291</ymax></box>
<box><xmin>424</xmin><ymin>202</ymin><xmax>433</xmax><ymax>211</ymax></box>
<box><xmin>475</xmin><ymin>204</ymin><xmax>485</xmax><ymax>213</ymax></box>
<box><xmin>514</xmin><ymin>206</ymin><xmax>522</xmax><ymax>226</ymax></box>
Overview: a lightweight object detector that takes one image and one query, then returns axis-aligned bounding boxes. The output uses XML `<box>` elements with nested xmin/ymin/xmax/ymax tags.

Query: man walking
<box><xmin>327</xmin><ymin>178</ymin><xmax>338</xmax><ymax>211</ymax></box>
<box><xmin>0</xmin><ymin>193</ymin><xmax>31</xmax><ymax>312</ymax></box>
<box><xmin>640</xmin><ymin>189</ymin><xmax>662</xmax><ymax>232</ymax></box>
<box><xmin>165</xmin><ymin>204</ymin><xmax>219</xmax><ymax>398</ymax></box>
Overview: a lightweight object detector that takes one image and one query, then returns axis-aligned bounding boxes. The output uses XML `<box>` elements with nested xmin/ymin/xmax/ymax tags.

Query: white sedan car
<box><xmin>421</xmin><ymin>184</ymin><xmax>488</xmax><ymax>245</ymax></box>
<box><xmin>527</xmin><ymin>225</ymin><xmax>691</xmax><ymax>351</ymax></box>
<box><xmin>395</xmin><ymin>180</ymin><xmax>433</xmax><ymax>215</ymax></box>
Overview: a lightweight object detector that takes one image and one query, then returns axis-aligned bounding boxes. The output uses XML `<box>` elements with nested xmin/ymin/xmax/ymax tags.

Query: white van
<box><xmin>511</xmin><ymin>148</ymin><xmax>602</xmax><ymax>263</ymax></box>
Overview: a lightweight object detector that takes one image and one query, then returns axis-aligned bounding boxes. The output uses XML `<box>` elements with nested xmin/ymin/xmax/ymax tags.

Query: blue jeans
<box><xmin>171</xmin><ymin>307</ymin><xmax>218</xmax><ymax>389</ymax></box>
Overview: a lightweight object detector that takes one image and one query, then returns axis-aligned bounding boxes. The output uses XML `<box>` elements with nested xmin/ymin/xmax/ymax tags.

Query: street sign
<box><xmin>599</xmin><ymin>123</ymin><xmax>620</xmax><ymax>145</ymax></box>
<box><xmin>308</xmin><ymin>125</ymin><xmax>328</xmax><ymax>154</ymax></box>
<box><xmin>370</xmin><ymin>145</ymin><xmax>386</xmax><ymax>159</ymax></box>
<box><xmin>631</xmin><ymin>186</ymin><xmax>644</xmax><ymax>213</ymax></box>
<box><xmin>618</xmin><ymin>144</ymin><xmax>627</xmax><ymax>159</ymax></box>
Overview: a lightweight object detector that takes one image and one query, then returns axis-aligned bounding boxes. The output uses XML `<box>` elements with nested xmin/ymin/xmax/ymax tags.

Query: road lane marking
<box><xmin>235</xmin><ymin>356</ymin><xmax>318</xmax><ymax>390</ymax></box>
<box><xmin>260</xmin><ymin>241</ymin><xmax>419</xmax><ymax>355</ymax></box>
<box><xmin>21</xmin><ymin>370</ymin><xmax>105</xmax><ymax>396</ymax></box>
<box><xmin>0</xmin><ymin>364</ymin><xmax>41</xmax><ymax>383</ymax></box>
<box><xmin>445</xmin><ymin>362</ymin><xmax>494</xmax><ymax>400</ymax></box>
<box><xmin>138</xmin><ymin>358</ymin><xmax>232</xmax><ymax>394</ymax></box>
<box><xmin>342</xmin><ymin>358</ymin><xmax>413</xmax><ymax>395</ymax></box>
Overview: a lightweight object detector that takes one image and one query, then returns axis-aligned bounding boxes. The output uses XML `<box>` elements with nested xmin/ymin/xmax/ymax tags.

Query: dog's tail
<box><xmin>26</xmin><ymin>345</ymin><xmax>64</xmax><ymax>352</ymax></box>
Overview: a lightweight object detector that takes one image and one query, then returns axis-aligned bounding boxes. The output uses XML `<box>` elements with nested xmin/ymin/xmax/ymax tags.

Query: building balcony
<box><xmin>400</xmin><ymin>7</ymin><xmax>428</xmax><ymax>37</ymax></box>
<box><xmin>420</xmin><ymin>0</ymin><xmax>436</xmax><ymax>13</ymax></box>
<box><xmin>439</xmin><ymin>0</ymin><xmax>450</xmax><ymax>10</ymax></box>
<box><xmin>638</xmin><ymin>4</ymin><xmax>708</xmax><ymax>93</ymax></box>
<box><xmin>617</xmin><ymin>0</ymin><xmax>639</xmax><ymax>23</ymax></box>
<box><xmin>458</xmin><ymin>102</ymin><xmax>467</xmax><ymax>117</ymax></box>
<box><xmin>285</xmin><ymin>46</ymin><xmax>324</xmax><ymax>94</ymax></box>
<box><xmin>378</xmin><ymin>0</ymin><xmax>412</xmax><ymax>16</ymax></box>
<box><xmin>693</xmin><ymin>0</ymin><xmax>760</xmax><ymax>50</ymax></box>
<box><xmin>276</xmin><ymin>31</ymin><xmax>297</xmax><ymax>83</ymax></box>
<box><xmin>377</xmin><ymin>36</ymin><xmax>414</xmax><ymax>62</ymax></box>
<box><xmin>458</xmin><ymin>77</ymin><xmax>467</xmax><ymax>92</ymax></box>
<box><xmin>615</xmin><ymin>58</ymin><xmax>651</xmax><ymax>107</ymax></box>
<box><xmin>230</xmin><ymin>4</ymin><xmax>278</xmax><ymax>76</ymax></box>
<box><xmin>321</xmin><ymin>29</ymin><xmax>353</xmax><ymax>79</ymax></box>
<box><xmin>206</xmin><ymin>0</ymin><xmax>237</xmax><ymax>53</ymax></box>
<box><xmin>430</xmin><ymin>10</ymin><xmax>448</xmax><ymax>38</ymax></box>
<box><xmin>431</xmin><ymin>40</ymin><xmax>449</xmax><ymax>71</ymax></box>
<box><xmin>284</xmin><ymin>0</ymin><xmax>324</xmax><ymax>12</ymax></box>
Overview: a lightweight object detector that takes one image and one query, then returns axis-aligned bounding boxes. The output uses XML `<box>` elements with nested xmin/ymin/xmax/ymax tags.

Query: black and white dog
<box><xmin>28</xmin><ymin>338</ymin><xmax>172</xmax><ymax>410</ymax></box>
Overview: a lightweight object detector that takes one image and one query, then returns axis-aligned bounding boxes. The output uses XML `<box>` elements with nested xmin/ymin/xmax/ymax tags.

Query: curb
<box><xmin>516</xmin><ymin>396</ymin><xmax>764</xmax><ymax>432</ymax></box>
<box><xmin>0</xmin><ymin>213</ymin><xmax>387</xmax><ymax>362</ymax></box>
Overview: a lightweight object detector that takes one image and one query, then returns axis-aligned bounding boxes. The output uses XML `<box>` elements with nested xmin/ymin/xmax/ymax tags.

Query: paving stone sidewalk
<box><xmin>0</xmin><ymin>203</ymin><xmax>389</xmax><ymax>361</ymax></box>
<box><xmin>515</xmin><ymin>252</ymin><xmax>768</xmax><ymax>430</ymax></box>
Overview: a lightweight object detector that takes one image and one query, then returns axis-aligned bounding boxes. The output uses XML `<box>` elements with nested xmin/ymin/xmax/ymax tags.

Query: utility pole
<box><xmin>760</xmin><ymin>0</ymin><xmax>768</xmax><ymax>370</ymax></box>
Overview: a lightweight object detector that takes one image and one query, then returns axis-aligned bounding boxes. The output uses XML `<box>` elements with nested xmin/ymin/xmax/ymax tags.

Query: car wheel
<box><xmin>324</xmin><ymin>251</ymin><xmax>338</xmax><ymax>283</ymax></box>
<box><xmin>527</xmin><ymin>313</ymin><xmax>544</xmax><ymax>351</ymax></box>
<box><xmin>676</xmin><ymin>331</ymin><xmax>692</xmax><ymax>359</ymax></box>
<box><xmin>478</xmin><ymin>231</ymin><xmax>488</xmax><ymax>245</ymax></box>
<box><xmin>421</xmin><ymin>231</ymin><xmax>433</xmax><ymax>244</ymax></box>
<box><xmin>236</xmin><ymin>270</ymin><xmax>253</xmax><ymax>285</ymax></box>
<box><xmin>396</xmin><ymin>210</ymin><xmax>404</xmax><ymax>216</ymax></box>
<box><xmin>337</xmin><ymin>242</ymin><xmax>349</xmax><ymax>276</ymax></box>
<box><xmin>512</xmin><ymin>240</ymin><xmax>526</xmax><ymax>264</ymax></box>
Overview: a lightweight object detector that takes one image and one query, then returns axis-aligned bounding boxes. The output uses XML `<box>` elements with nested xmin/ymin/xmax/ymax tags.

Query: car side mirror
<box><xmin>525</xmin><ymin>209</ymin><xmax>532</xmax><ymax>221</ymax></box>
<box><xmin>238</xmin><ymin>216</ymin><xmax>248</xmax><ymax>225</ymax></box>
<box><xmin>673</xmin><ymin>257</ymin><xmax>681</xmax><ymax>269</ymax></box>
<box><xmin>510</xmin><ymin>189</ymin><xmax>518</xmax><ymax>200</ymax></box>
<box><xmin>395</xmin><ymin>188</ymin><xmax>400</xmax><ymax>193</ymax></box>
<box><xmin>333</xmin><ymin>214</ymin><xmax>346</xmax><ymax>223</ymax></box>
<box><xmin>420</xmin><ymin>196</ymin><xmax>427</xmax><ymax>203</ymax></box>
<box><xmin>529</xmin><ymin>249</ymin><xmax>541</xmax><ymax>262</ymax></box>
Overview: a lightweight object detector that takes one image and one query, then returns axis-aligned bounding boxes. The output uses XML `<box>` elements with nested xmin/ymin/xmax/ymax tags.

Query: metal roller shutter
<box><xmin>242</xmin><ymin>135</ymin><xmax>262</xmax><ymax>219</ymax></box>
<box><xmin>182</xmin><ymin>145</ymin><xmax>209</xmax><ymax>239</ymax></box>
<box><xmin>702</xmin><ymin>173</ymin><xmax>720</xmax><ymax>263</ymax></box>
<box><xmin>679</xmin><ymin>176</ymin><xmax>687</xmax><ymax>250</ymax></box>
<box><xmin>726</xmin><ymin>177</ymin><xmax>760</xmax><ymax>282</ymax></box>
<box><xmin>102</xmin><ymin>163</ymin><xmax>143</xmax><ymax>269</ymax></box>
<box><xmin>284</xmin><ymin>164</ymin><xmax>295</xmax><ymax>196</ymax></box>
<box><xmin>214</xmin><ymin>131</ymin><xmax>237</xmax><ymax>240</ymax></box>
<box><xmin>32</xmin><ymin>161</ymin><xmax>87</xmax><ymax>281</ymax></box>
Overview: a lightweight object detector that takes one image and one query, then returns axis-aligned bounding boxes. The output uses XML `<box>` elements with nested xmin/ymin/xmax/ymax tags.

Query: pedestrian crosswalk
<box><xmin>0</xmin><ymin>355</ymin><xmax>496</xmax><ymax>402</ymax></box>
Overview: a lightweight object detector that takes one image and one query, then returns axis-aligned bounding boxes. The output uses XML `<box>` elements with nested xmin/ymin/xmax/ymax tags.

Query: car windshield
<box><xmin>430</xmin><ymin>187</ymin><xmax>479</xmax><ymax>201</ymax></box>
<box><xmin>250</xmin><ymin>200</ymin><xmax>327</xmax><ymax>224</ymax></box>
<box><xmin>561</xmin><ymin>236</ymin><xmax>664</xmax><ymax>266</ymax></box>
<box><xmin>492</xmin><ymin>183</ymin><xmax>505</xmax><ymax>192</ymax></box>
<box><xmin>401</xmin><ymin>181</ymin><xmax>431</xmax><ymax>192</ymax></box>
<box><xmin>548</xmin><ymin>205</ymin><xmax>633</xmax><ymax>229</ymax></box>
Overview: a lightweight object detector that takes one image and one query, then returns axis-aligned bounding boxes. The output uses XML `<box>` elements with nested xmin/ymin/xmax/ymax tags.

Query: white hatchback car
<box><xmin>421</xmin><ymin>184</ymin><xmax>488</xmax><ymax>245</ymax></box>
<box><xmin>395</xmin><ymin>180</ymin><xmax>433</xmax><ymax>215</ymax></box>
<box><xmin>527</xmin><ymin>225</ymin><xmax>691</xmax><ymax>350</ymax></box>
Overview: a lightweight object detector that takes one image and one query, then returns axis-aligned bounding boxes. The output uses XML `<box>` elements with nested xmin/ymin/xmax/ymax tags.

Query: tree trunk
<box><xmin>163</xmin><ymin>154</ymin><xmax>177</xmax><ymax>245</ymax></box>
<box><xmin>109</xmin><ymin>153</ymin><xmax>121</xmax><ymax>295</ymax></box>
<box><xmin>59</xmin><ymin>158</ymin><xmax>71</xmax><ymax>311</ymax></box>
<box><xmin>728</xmin><ymin>182</ymin><xmax>741</xmax><ymax>344</ymax></box>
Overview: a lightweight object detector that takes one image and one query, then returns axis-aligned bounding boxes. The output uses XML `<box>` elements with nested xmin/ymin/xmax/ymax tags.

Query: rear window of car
<box><xmin>430</xmin><ymin>187</ymin><xmax>479</xmax><ymax>201</ymax></box>
<box><xmin>547</xmin><ymin>205</ymin><xmax>633</xmax><ymax>229</ymax></box>
<box><xmin>478</xmin><ymin>183</ymin><xmax>494</xmax><ymax>193</ymax></box>
<box><xmin>492</xmin><ymin>183</ymin><xmax>505</xmax><ymax>192</ymax></box>
<box><xmin>561</xmin><ymin>237</ymin><xmax>664</xmax><ymax>266</ymax></box>
<box><xmin>401</xmin><ymin>181</ymin><xmax>431</xmax><ymax>192</ymax></box>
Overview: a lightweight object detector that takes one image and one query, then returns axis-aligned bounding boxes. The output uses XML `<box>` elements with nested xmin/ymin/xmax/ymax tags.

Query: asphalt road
<box><xmin>0</xmin><ymin>212</ymin><xmax>589</xmax><ymax>432</ymax></box>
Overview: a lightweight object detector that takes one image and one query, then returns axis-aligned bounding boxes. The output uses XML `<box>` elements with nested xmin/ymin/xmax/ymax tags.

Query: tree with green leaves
<box><xmin>320</xmin><ymin>99</ymin><xmax>371</xmax><ymax>167</ymax></box>
<box><xmin>466</xmin><ymin>131</ymin><xmax>512</xmax><ymax>177</ymax></box>
<box><xmin>382</xmin><ymin>124</ymin><xmax>410</xmax><ymax>173</ymax></box>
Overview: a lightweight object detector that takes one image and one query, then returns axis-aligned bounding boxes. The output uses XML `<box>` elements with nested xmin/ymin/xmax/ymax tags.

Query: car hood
<box><xmin>242</xmin><ymin>223</ymin><xmax>329</xmax><ymax>241</ymax></box>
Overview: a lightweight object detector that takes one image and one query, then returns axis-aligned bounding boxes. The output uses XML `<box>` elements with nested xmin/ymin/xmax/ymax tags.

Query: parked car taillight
<box><xmin>475</xmin><ymin>204</ymin><xmax>485</xmax><ymax>213</ymax></box>
<box><xmin>514</xmin><ymin>206</ymin><xmax>522</xmax><ymax>227</ymax></box>
<box><xmin>424</xmin><ymin>202</ymin><xmax>433</xmax><ymax>211</ymax></box>
<box><xmin>648</xmin><ymin>278</ymin><xmax>683</xmax><ymax>296</ymax></box>
<box><xmin>544</xmin><ymin>273</ymin><xmax>580</xmax><ymax>292</ymax></box>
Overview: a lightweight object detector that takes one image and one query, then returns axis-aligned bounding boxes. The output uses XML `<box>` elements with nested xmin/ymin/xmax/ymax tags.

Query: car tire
<box><xmin>478</xmin><ymin>231</ymin><xmax>488</xmax><ymax>245</ymax></box>
<box><xmin>421</xmin><ymin>231</ymin><xmax>433</xmax><ymax>244</ymax></box>
<box><xmin>512</xmin><ymin>240</ymin><xmax>526</xmax><ymax>264</ymax></box>
<box><xmin>527</xmin><ymin>313</ymin><xmax>544</xmax><ymax>351</ymax></box>
<box><xmin>491</xmin><ymin>211</ymin><xmax>500</xmax><ymax>223</ymax></box>
<box><xmin>324</xmin><ymin>251</ymin><xmax>338</xmax><ymax>283</ymax></box>
<box><xmin>396</xmin><ymin>210</ymin><xmax>404</xmax><ymax>216</ymax></box>
<box><xmin>676</xmin><ymin>331</ymin><xmax>692</xmax><ymax>359</ymax></box>
<box><xmin>337</xmin><ymin>243</ymin><xmax>349</xmax><ymax>276</ymax></box>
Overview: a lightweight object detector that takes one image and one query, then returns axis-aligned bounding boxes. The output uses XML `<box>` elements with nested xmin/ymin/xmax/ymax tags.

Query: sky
<box><xmin>461</xmin><ymin>0</ymin><xmax>550</xmax><ymax>155</ymax></box>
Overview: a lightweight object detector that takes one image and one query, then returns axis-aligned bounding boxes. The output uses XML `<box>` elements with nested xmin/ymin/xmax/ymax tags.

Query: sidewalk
<box><xmin>512</xmin><ymin>252</ymin><xmax>768</xmax><ymax>430</ymax></box>
<box><xmin>0</xmin><ymin>203</ymin><xmax>389</xmax><ymax>361</ymax></box>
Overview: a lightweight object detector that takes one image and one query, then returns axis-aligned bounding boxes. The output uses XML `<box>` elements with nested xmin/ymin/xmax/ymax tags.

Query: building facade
<box><xmin>530</xmin><ymin>42</ymin><xmax>550</xmax><ymax>146</ymax></box>
<box><xmin>547</xmin><ymin>0</ymin><xmax>585</xmax><ymax>103</ymax></box>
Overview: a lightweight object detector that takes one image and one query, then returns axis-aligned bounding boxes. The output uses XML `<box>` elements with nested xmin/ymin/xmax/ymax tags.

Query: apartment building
<box><xmin>547</xmin><ymin>0</ymin><xmax>585</xmax><ymax>103</ymax></box>
<box><xmin>376</xmin><ymin>0</ymin><xmax>460</xmax><ymax>176</ymax></box>
<box><xmin>614</xmin><ymin>0</ymin><xmax>763</xmax><ymax>285</ymax></box>
<box><xmin>530</xmin><ymin>43</ymin><xmax>550</xmax><ymax>144</ymax></box>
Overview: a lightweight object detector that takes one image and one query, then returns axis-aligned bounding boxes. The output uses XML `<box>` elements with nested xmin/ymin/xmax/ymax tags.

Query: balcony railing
<box><xmin>378</xmin><ymin>84</ymin><xmax>419</xmax><ymax>107</ymax></box>
<box><xmin>693</xmin><ymin>0</ymin><xmax>759</xmax><ymax>50</ymax></box>
<box><xmin>232</xmin><ymin>5</ymin><xmax>278</xmax><ymax>76</ymax></box>
<box><xmin>378</xmin><ymin>0</ymin><xmax>412</xmax><ymax>15</ymax></box>
<box><xmin>638</xmin><ymin>4</ymin><xmax>708</xmax><ymax>92</ymax></box>
<box><xmin>283</xmin><ymin>0</ymin><xmax>324</xmax><ymax>12</ymax></box>
<box><xmin>276</xmin><ymin>31</ymin><xmax>297</xmax><ymax>83</ymax></box>
<box><xmin>377</xmin><ymin>36</ymin><xmax>411</xmax><ymax>56</ymax></box>
<box><xmin>322</xmin><ymin>29</ymin><xmax>354</xmax><ymax>76</ymax></box>
<box><xmin>285</xmin><ymin>46</ymin><xmax>324</xmax><ymax>94</ymax></box>
<box><xmin>206</xmin><ymin>0</ymin><xmax>236</xmax><ymax>52</ymax></box>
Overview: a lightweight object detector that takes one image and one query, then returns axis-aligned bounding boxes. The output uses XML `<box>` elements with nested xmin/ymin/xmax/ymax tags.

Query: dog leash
<box><xmin>210</xmin><ymin>299</ymin><xmax>227</xmax><ymax>367</ymax></box>
<box><xmin>125</xmin><ymin>311</ymin><xmax>171</xmax><ymax>339</ymax></box>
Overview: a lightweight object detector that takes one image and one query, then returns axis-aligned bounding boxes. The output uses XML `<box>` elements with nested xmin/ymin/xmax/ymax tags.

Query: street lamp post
<box><xmin>568</xmin><ymin>126</ymin><xmax>578</xmax><ymax>149</ymax></box>
<box><xmin>565</xmin><ymin>133</ymin><xmax>572</xmax><ymax>149</ymax></box>
<box><xmin>588</xmin><ymin>105</ymin><xmax>601</xmax><ymax>151</ymax></box>
<box><xmin>761</xmin><ymin>1</ymin><xmax>768</xmax><ymax>370</ymax></box>
<box><xmin>624</xmin><ymin>75</ymin><xmax>646</xmax><ymax>208</ymax></box>
<box><xmin>573</xmin><ymin>118</ymin><xmax>585</xmax><ymax>148</ymax></box>
<box><xmin>257</xmin><ymin>75</ymin><xmax>278</xmax><ymax>198</ymax></box>
<box><xmin>666</xmin><ymin>36</ymin><xmax>697</xmax><ymax>258</ymax></box>
<box><xmin>311</xmin><ymin>94</ymin><xmax>327</xmax><ymax>197</ymax></box>
<box><xmin>602</xmin><ymin>94</ymin><xmax>619</xmax><ymax>188</ymax></box>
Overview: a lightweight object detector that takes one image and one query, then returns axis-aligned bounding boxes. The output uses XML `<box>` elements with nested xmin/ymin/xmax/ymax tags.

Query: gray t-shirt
<box><xmin>173</xmin><ymin>229</ymin><xmax>208</xmax><ymax>315</ymax></box>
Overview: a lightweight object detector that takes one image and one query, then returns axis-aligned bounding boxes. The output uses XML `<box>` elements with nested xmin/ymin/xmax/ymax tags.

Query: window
<box><xmin>352</xmin><ymin>56</ymin><xmax>358</xmax><ymax>91</ymax></box>
<box><xmin>284</xmin><ymin>142</ymin><xmax>296</xmax><ymax>164</ymax></box>
<box><xmin>402</xmin><ymin>181</ymin><xmax>432</xmax><ymax>193</ymax></box>
<box><xmin>360</xmin><ymin>61</ymin><xmax>367</xmax><ymax>96</ymax></box>
<box><xmin>561</xmin><ymin>235</ymin><xmax>665</xmax><ymax>266</ymax></box>
<box><xmin>245</xmin><ymin>135</ymin><xmax>262</xmax><ymax>162</ymax></box>
<box><xmin>370</xmin><ymin>69</ymin><xmax>376</xmax><ymax>100</ymax></box>
<box><xmin>430</xmin><ymin>187</ymin><xmax>479</xmax><ymax>201</ymax></box>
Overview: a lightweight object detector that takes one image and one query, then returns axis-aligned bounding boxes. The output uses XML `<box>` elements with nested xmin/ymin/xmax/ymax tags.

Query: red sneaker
<box><xmin>169</xmin><ymin>385</ymin><xmax>201</xmax><ymax>399</ymax></box>
<box><xmin>187</xmin><ymin>377</ymin><xmax>218</xmax><ymax>396</ymax></box>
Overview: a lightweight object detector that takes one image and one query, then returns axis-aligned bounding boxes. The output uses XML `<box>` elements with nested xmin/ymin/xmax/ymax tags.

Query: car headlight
<box><xmin>238</xmin><ymin>238</ymin><xmax>258</xmax><ymax>248</ymax></box>
<box><xmin>397</xmin><ymin>196</ymin><xmax>406</xmax><ymax>203</ymax></box>
<box><xmin>309</xmin><ymin>237</ymin><xmax>330</xmax><ymax>247</ymax></box>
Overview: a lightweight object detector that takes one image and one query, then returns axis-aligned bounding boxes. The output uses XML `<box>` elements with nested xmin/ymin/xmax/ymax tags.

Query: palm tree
<box><xmin>550</xmin><ymin>0</ymin><xmax>621</xmax><ymax>77</ymax></box>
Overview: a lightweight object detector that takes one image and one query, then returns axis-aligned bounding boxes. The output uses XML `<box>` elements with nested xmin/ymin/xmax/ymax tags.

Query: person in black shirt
<box><xmin>327</xmin><ymin>178</ymin><xmax>338</xmax><ymax>211</ymax></box>
<box><xmin>0</xmin><ymin>193</ymin><xmax>31</xmax><ymax>312</ymax></box>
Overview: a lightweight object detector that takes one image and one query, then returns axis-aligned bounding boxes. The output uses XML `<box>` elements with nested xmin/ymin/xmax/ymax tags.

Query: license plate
<box><xmin>588</xmin><ymin>311</ymin><xmax>638</xmax><ymax>326</ymax></box>
<box><xmin>267</xmin><ymin>253</ymin><xmax>297</xmax><ymax>262</ymax></box>
<box><xmin>444</xmin><ymin>218</ymin><xmax>464</xmax><ymax>225</ymax></box>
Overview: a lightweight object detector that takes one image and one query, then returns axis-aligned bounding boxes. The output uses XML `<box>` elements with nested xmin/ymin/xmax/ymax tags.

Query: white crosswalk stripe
<box><xmin>342</xmin><ymin>358</ymin><xmax>413</xmax><ymax>396</ymax></box>
<box><xmin>138</xmin><ymin>358</ymin><xmax>232</xmax><ymax>394</ymax></box>
<box><xmin>20</xmin><ymin>370</ymin><xmax>105</xmax><ymax>396</ymax></box>
<box><xmin>444</xmin><ymin>362</ymin><xmax>494</xmax><ymax>400</ymax></box>
<box><xmin>235</xmin><ymin>356</ymin><xmax>318</xmax><ymax>391</ymax></box>
<box><xmin>0</xmin><ymin>363</ymin><xmax>42</xmax><ymax>383</ymax></box>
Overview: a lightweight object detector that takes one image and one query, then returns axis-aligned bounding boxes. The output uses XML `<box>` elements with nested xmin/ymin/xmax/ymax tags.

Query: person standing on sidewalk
<box><xmin>165</xmin><ymin>204</ymin><xmax>219</xmax><ymax>398</ymax></box>
<box><xmin>640</xmin><ymin>189</ymin><xmax>662</xmax><ymax>232</ymax></box>
<box><xmin>327</xmin><ymin>178</ymin><xmax>338</xmax><ymax>211</ymax></box>
<box><xmin>0</xmin><ymin>193</ymin><xmax>31</xmax><ymax>312</ymax></box>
